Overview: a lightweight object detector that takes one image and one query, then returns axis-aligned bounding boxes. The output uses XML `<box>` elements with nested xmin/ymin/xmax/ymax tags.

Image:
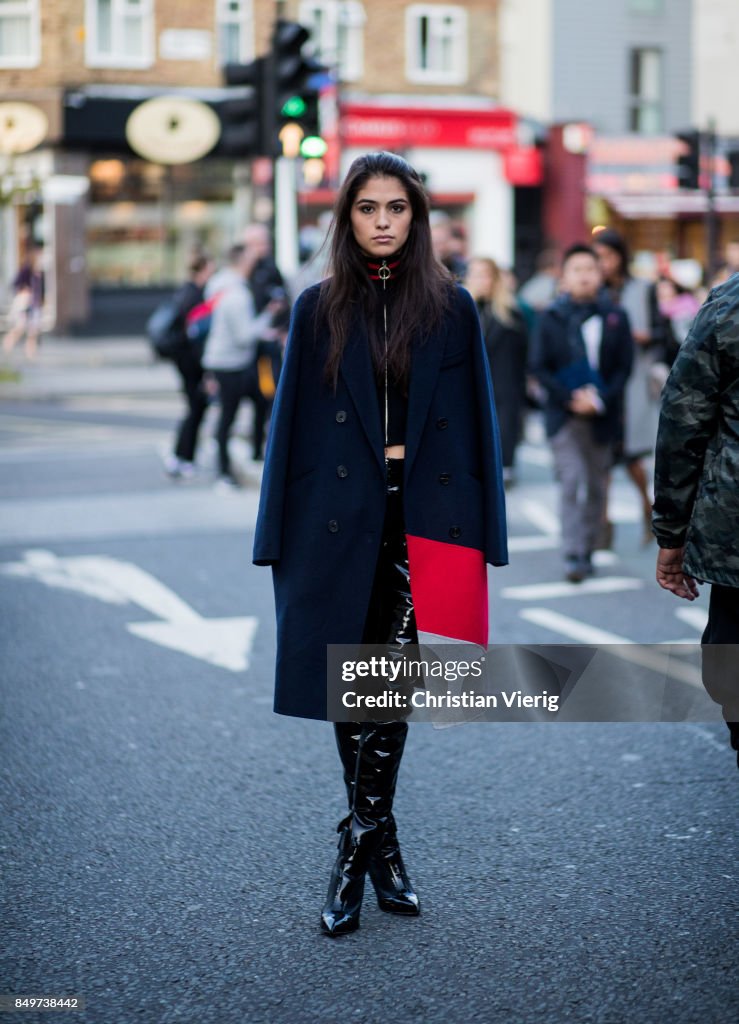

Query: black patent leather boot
<box><xmin>320</xmin><ymin>812</ymin><xmax>369</xmax><ymax>936</ymax></box>
<box><xmin>368</xmin><ymin>814</ymin><xmax>420</xmax><ymax>915</ymax></box>
<box><xmin>332</xmin><ymin>721</ymin><xmax>420</xmax><ymax>917</ymax></box>
<box><xmin>321</xmin><ymin>722</ymin><xmax>412</xmax><ymax>935</ymax></box>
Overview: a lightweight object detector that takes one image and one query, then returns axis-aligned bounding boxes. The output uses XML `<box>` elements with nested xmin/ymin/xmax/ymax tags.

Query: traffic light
<box><xmin>728</xmin><ymin>150</ymin><xmax>739</xmax><ymax>190</ymax></box>
<box><xmin>271</xmin><ymin>19</ymin><xmax>328</xmax><ymax>158</ymax></box>
<box><xmin>221</xmin><ymin>56</ymin><xmax>265</xmax><ymax>156</ymax></box>
<box><xmin>220</xmin><ymin>20</ymin><xmax>329</xmax><ymax>159</ymax></box>
<box><xmin>675</xmin><ymin>130</ymin><xmax>701</xmax><ymax>190</ymax></box>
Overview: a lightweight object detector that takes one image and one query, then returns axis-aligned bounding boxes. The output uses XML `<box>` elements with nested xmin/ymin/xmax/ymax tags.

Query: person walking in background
<box><xmin>253</xmin><ymin>151</ymin><xmax>507</xmax><ymax>936</ymax></box>
<box><xmin>656</xmin><ymin>273</ymin><xmax>701</xmax><ymax>349</ymax></box>
<box><xmin>652</xmin><ymin>273</ymin><xmax>739</xmax><ymax>769</ymax></box>
<box><xmin>593</xmin><ymin>229</ymin><xmax>670</xmax><ymax>546</ymax></box>
<box><xmin>529</xmin><ymin>244</ymin><xmax>633</xmax><ymax>583</ymax></box>
<box><xmin>201</xmin><ymin>245</ymin><xmax>283</xmax><ymax>489</ymax></box>
<box><xmin>3</xmin><ymin>244</ymin><xmax>45</xmax><ymax>362</ymax></box>
<box><xmin>466</xmin><ymin>256</ymin><xmax>529</xmax><ymax>485</ymax></box>
<box><xmin>430</xmin><ymin>213</ymin><xmax>467</xmax><ymax>280</ymax></box>
<box><xmin>163</xmin><ymin>254</ymin><xmax>215</xmax><ymax>480</ymax></box>
<box><xmin>240</xmin><ymin>223</ymin><xmax>292</xmax><ymax>445</ymax></box>
<box><xmin>518</xmin><ymin>247</ymin><xmax>561</xmax><ymax>317</ymax></box>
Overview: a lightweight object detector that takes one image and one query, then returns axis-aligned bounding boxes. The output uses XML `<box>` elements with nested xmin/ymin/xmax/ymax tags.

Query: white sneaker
<box><xmin>163</xmin><ymin>454</ymin><xmax>182</xmax><ymax>478</ymax></box>
<box><xmin>214</xmin><ymin>475</ymin><xmax>242</xmax><ymax>493</ymax></box>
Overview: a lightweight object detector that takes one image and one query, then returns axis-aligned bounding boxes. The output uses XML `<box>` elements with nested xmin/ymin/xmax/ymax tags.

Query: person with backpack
<box><xmin>201</xmin><ymin>244</ymin><xmax>284</xmax><ymax>489</ymax></box>
<box><xmin>161</xmin><ymin>254</ymin><xmax>215</xmax><ymax>480</ymax></box>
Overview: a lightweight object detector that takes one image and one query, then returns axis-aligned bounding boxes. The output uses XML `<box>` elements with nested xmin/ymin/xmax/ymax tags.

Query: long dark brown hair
<box><xmin>318</xmin><ymin>152</ymin><xmax>453</xmax><ymax>389</ymax></box>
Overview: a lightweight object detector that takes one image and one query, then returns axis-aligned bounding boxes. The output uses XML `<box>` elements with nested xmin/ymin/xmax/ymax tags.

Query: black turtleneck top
<box><xmin>366</xmin><ymin>258</ymin><xmax>408</xmax><ymax>447</ymax></box>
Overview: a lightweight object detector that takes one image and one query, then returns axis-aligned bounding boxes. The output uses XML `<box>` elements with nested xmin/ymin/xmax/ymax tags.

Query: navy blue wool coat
<box><xmin>253</xmin><ymin>282</ymin><xmax>508</xmax><ymax>720</ymax></box>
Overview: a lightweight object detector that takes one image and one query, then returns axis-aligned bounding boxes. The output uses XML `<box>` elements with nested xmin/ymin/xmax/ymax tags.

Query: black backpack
<box><xmin>146</xmin><ymin>298</ymin><xmax>182</xmax><ymax>359</ymax></box>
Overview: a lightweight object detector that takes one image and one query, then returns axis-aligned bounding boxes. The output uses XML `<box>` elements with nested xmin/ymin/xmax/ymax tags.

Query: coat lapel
<box><xmin>339</xmin><ymin>315</ymin><xmax>386</xmax><ymax>475</ymax></box>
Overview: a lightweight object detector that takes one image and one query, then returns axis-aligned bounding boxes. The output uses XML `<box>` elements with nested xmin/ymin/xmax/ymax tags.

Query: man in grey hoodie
<box><xmin>202</xmin><ymin>243</ymin><xmax>282</xmax><ymax>487</ymax></box>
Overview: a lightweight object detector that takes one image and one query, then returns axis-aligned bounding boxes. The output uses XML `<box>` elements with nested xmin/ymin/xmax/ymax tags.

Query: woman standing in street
<box><xmin>253</xmin><ymin>152</ymin><xmax>508</xmax><ymax>937</ymax></box>
<box><xmin>466</xmin><ymin>257</ymin><xmax>529</xmax><ymax>485</ymax></box>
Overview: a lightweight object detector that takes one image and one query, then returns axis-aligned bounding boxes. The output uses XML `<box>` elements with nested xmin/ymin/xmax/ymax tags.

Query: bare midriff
<box><xmin>384</xmin><ymin>444</ymin><xmax>405</xmax><ymax>459</ymax></box>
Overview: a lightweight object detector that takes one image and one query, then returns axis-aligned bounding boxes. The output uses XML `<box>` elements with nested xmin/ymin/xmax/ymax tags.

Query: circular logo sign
<box><xmin>125</xmin><ymin>97</ymin><xmax>221</xmax><ymax>165</ymax></box>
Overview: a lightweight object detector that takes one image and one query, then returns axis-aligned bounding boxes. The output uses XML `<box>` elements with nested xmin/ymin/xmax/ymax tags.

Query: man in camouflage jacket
<box><xmin>652</xmin><ymin>273</ymin><xmax>739</xmax><ymax>767</ymax></box>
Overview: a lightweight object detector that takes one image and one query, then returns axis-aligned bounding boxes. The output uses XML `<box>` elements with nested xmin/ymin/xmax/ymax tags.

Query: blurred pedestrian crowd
<box><xmin>7</xmin><ymin>209</ymin><xmax>723</xmax><ymax>533</ymax></box>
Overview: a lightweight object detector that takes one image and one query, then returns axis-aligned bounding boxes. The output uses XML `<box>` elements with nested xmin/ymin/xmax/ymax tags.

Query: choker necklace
<box><xmin>367</xmin><ymin>258</ymin><xmax>400</xmax><ymax>281</ymax></box>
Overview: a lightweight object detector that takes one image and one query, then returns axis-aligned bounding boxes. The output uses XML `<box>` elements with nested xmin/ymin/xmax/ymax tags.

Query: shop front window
<box><xmin>86</xmin><ymin>158</ymin><xmax>236</xmax><ymax>288</ymax></box>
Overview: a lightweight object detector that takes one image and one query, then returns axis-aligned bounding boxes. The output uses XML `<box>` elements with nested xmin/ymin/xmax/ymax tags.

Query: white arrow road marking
<box><xmin>502</xmin><ymin>576</ymin><xmax>643</xmax><ymax>601</ymax></box>
<box><xmin>519</xmin><ymin>499</ymin><xmax>559</xmax><ymax>536</ymax></box>
<box><xmin>507</xmin><ymin>535</ymin><xmax>559</xmax><ymax>553</ymax></box>
<box><xmin>519</xmin><ymin>608</ymin><xmax>703</xmax><ymax>688</ymax></box>
<box><xmin>1</xmin><ymin>549</ymin><xmax>257</xmax><ymax>672</ymax></box>
<box><xmin>127</xmin><ymin>617</ymin><xmax>258</xmax><ymax>673</ymax></box>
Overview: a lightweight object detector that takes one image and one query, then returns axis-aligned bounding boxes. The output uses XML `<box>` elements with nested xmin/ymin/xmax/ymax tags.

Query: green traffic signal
<box><xmin>300</xmin><ymin>135</ymin><xmax>328</xmax><ymax>158</ymax></box>
<box><xmin>281</xmin><ymin>96</ymin><xmax>307</xmax><ymax>119</ymax></box>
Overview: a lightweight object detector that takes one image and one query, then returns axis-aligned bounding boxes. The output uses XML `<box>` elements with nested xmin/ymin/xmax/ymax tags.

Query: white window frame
<box><xmin>215</xmin><ymin>0</ymin><xmax>254</xmax><ymax>66</ymax></box>
<box><xmin>628</xmin><ymin>47</ymin><xmax>663</xmax><ymax>134</ymax></box>
<box><xmin>0</xmin><ymin>0</ymin><xmax>40</xmax><ymax>69</ymax></box>
<box><xmin>298</xmin><ymin>1</ymin><xmax>365</xmax><ymax>82</ymax></box>
<box><xmin>405</xmin><ymin>3</ymin><xmax>467</xmax><ymax>85</ymax></box>
<box><xmin>85</xmin><ymin>0</ymin><xmax>154</xmax><ymax>70</ymax></box>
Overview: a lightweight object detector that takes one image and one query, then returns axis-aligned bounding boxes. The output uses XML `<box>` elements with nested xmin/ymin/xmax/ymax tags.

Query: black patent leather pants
<box><xmin>360</xmin><ymin>457</ymin><xmax>418</xmax><ymax>650</ymax></box>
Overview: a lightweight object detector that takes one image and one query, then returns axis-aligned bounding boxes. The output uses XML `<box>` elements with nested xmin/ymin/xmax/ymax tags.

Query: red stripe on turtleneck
<box><xmin>366</xmin><ymin>258</ymin><xmax>401</xmax><ymax>280</ymax></box>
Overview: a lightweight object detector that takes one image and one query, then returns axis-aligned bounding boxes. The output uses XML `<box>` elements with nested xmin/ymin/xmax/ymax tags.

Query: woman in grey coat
<box><xmin>593</xmin><ymin>229</ymin><xmax>669</xmax><ymax>545</ymax></box>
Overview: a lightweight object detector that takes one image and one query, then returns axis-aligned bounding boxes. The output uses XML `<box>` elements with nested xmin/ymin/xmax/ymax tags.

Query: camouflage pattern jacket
<box><xmin>652</xmin><ymin>274</ymin><xmax>739</xmax><ymax>586</ymax></box>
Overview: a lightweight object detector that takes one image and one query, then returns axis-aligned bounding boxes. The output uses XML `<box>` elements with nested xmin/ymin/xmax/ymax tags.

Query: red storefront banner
<box><xmin>342</xmin><ymin>104</ymin><xmax>517</xmax><ymax>151</ymax></box>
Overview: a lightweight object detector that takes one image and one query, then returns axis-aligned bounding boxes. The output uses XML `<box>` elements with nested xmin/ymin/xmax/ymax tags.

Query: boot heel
<box><xmin>368</xmin><ymin>821</ymin><xmax>420</xmax><ymax>915</ymax></box>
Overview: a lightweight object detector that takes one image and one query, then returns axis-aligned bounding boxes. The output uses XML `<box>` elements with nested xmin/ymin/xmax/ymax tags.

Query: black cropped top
<box><xmin>367</xmin><ymin>258</ymin><xmax>408</xmax><ymax>447</ymax></box>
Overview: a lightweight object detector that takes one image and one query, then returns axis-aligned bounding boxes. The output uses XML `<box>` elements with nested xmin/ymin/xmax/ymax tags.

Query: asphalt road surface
<box><xmin>1</xmin><ymin>350</ymin><xmax>736</xmax><ymax>1024</ymax></box>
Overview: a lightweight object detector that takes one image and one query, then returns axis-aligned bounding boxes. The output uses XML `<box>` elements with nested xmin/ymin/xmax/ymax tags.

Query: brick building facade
<box><xmin>1</xmin><ymin>0</ymin><xmax>521</xmax><ymax>330</ymax></box>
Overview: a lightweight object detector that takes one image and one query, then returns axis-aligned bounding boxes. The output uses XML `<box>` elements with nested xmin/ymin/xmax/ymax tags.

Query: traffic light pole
<box><xmin>275</xmin><ymin>155</ymin><xmax>299</xmax><ymax>277</ymax></box>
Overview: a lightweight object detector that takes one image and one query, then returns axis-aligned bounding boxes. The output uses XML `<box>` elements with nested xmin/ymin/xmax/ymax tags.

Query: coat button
<box><xmin>335</xmin><ymin>410</ymin><xmax>347</xmax><ymax>423</ymax></box>
<box><xmin>449</xmin><ymin>525</ymin><xmax>462</xmax><ymax>539</ymax></box>
<box><xmin>436</xmin><ymin>417</ymin><xmax>449</xmax><ymax>430</ymax></box>
<box><xmin>337</xmin><ymin>465</ymin><xmax>348</xmax><ymax>478</ymax></box>
<box><xmin>328</xmin><ymin>519</ymin><xmax>339</xmax><ymax>533</ymax></box>
<box><xmin>438</xmin><ymin>472</ymin><xmax>450</xmax><ymax>485</ymax></box>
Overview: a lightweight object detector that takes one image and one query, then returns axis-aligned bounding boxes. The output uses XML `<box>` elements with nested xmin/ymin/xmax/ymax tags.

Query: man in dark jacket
<box><xmin>529</xmin><ymin>243</ymin><xmax>633</xmax><ymax>581</ymax></box>
<box><xmin>652</xmin><ymin>273</ymin><xmax>739</xmax><ymax>768</ymax></box>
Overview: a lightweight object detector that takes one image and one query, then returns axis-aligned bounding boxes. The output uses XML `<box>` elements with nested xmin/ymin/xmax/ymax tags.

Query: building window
<box><xmin>85</xmin><ymin>0</ymin><xmax>154</xmax><ymax>69</ymax></box>
<box><xmin>0</xmin><ymin>0</ymin><xmax>40</xmax><ymax>68</ymax></box>
<box><xmin>298</xmin><ymin>1</ymin><xmax>365</xmax><ymax>82</ymax></box>
<box><xmin>216</xmin><ymin>0</ymin><xmax>253</xmax><ymax>65</ymax></box>
<box><xmin>406</xmin><ymin>4</ymin><xmax>467</xmax><ymax>85</ymax></box>
<box><xmin>629</xmin><ymin>48</ymin><xmax>662</xmax><ymax>134</ymax></box>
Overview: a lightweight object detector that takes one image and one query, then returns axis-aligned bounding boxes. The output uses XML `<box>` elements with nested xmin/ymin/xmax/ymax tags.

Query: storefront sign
<box><xmin>342</xmin><ymin>104</ymin><xmax>517</xmax><ymax>151</ymax></box>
